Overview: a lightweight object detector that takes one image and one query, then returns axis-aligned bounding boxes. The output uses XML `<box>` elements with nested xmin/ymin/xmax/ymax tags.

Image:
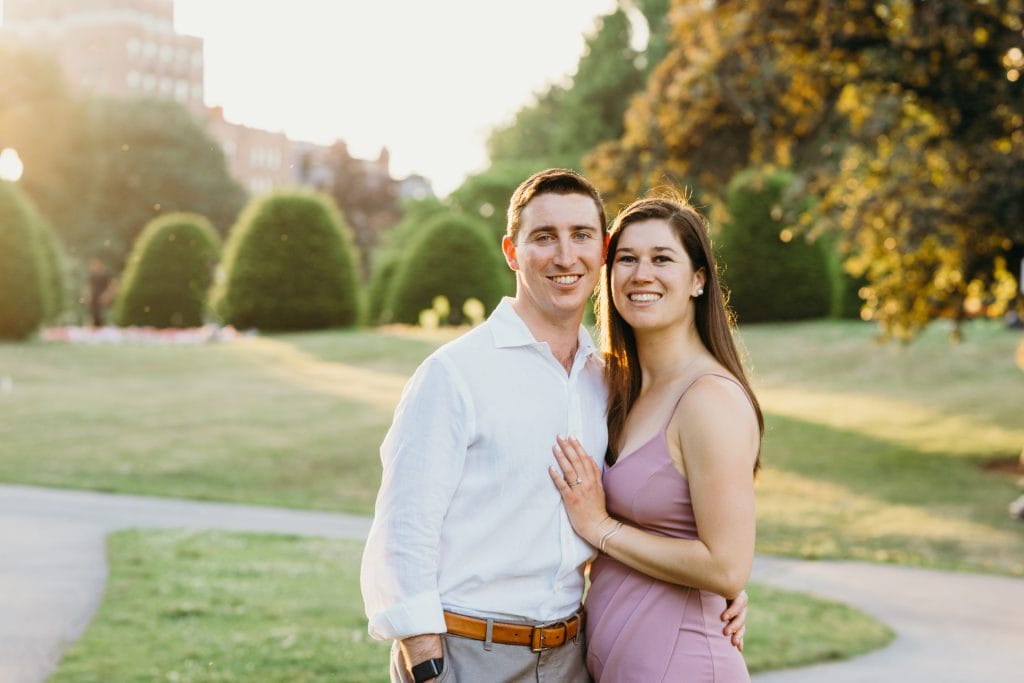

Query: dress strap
<box><xmin>662</xmin><ymin>373</ymin><xmax>745</xmax><ymax>430</ymax></box>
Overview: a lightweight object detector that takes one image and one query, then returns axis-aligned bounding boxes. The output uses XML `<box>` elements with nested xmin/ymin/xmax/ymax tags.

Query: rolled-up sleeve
<box><xmin>359</xmin><ymin>355</ymin><xmax>472</xmax><ymax>640</ymax></box>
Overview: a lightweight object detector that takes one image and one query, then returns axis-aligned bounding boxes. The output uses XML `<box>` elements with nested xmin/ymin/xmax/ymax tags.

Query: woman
<box><xmin>549</xmin><ymin>195</ymin><xmax>763</xmax><ymax>682</ymax></box>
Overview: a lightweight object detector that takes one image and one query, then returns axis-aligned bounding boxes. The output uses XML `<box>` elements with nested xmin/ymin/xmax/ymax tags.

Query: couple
<box><xmin>361</xmin><ymin>169</ymin><xmax>763</xmax><ymax>682</ymax></box>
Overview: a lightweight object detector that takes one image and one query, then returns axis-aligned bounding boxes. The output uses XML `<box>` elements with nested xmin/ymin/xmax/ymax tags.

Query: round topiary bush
<box><xmin>114</xmin><ymin>213</ymin><xmax>219</xmax><ymax>328</ymax></box>
<box><xmin>33</xmin><ymin>218</ymin><xmax>68</xmax><ymax>323</ymax></box>
<box><xmin>215</xmin><ymin>191</ymin><xmax>360</xmax><ymax>330</ymax></box>
<box><xmin>0</xmin><ymin>181</ymin><xmax>49</xmax><ymax>339</ymax></box>
<box><xmin>367</xmin><ymin>197</ymin><xmax>450</xmax><ymax>325</ymax></box>
<box><xmin>719</xmin><ymin>167</ymin><xmax>832</xmax><ymax>323</ymax></box>
<box><xmin>387</xmin><ymin>212</ymin><xmax>507</xmax><ymax>325</ymax></box>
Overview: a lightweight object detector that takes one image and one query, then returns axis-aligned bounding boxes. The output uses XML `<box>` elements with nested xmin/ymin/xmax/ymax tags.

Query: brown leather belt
<box><xmin>443</xmin><ymin>610</ymin><xmax>583</xmax><ymax>652</ymax></box>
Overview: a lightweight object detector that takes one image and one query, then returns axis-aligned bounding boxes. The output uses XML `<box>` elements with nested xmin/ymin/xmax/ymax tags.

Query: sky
<box><xmin>169</xmin><ymin>0</ymin><xmax>622</xmax><ymax>195</ymax></box>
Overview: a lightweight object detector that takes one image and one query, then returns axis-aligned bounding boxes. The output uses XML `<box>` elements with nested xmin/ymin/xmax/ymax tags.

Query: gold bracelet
<box><xmin>599</xmin><ymin>521</ymin><xmax>623</xmax><ymax>553</ymax></box>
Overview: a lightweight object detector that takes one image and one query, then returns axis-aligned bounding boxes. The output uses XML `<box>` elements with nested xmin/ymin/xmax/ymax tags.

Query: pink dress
<box><xmin>585</xmin><ymin>375</ymin><xmax>751</xmax><ymax>682</ymax></box>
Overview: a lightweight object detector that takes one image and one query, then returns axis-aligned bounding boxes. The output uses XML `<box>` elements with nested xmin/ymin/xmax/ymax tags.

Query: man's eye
<box><xmin>573</xmin><ymin>232</ymin><xmax>592</xmax><ymax>241</ymax></box>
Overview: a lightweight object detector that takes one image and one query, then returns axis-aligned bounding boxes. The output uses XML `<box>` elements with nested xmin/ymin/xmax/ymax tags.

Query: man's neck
<box><xmin>509</xmin><ymin>298</ymin><xmax>583</xmax><ymax>350</ymax></box>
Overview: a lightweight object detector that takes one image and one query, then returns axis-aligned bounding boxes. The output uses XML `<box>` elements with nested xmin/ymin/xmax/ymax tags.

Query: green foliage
<box><xmin>216</xmin><ymin>192</ymin><xmax>360</xmax><ymax>331</ymax></box>
<box><xmin>367</xmin><ymin>197</ymin><xmax>449</xmax><ymax>324</ymax></box>
<box><xmin>12</xmin><ymin>96</ymin><xmax>245</xmax><ymax>267</ymax></box>
<box><xmin>720</xmin><ymin>168</ymin><xmax>831</xmax><ymax>323</ymax></box>
<box><xmin>20</xmin><ymin>197</ymin><xmax>69</xmax><ymax>323</ymax></box>
<box><xmin>822</xmin><ymin>235</ymin><xmax>867</xmax><ymax>320</ymax></box>
<box><xmin>0</xmin><ymin>181</ymin><xmax>48</xmax><ymax>338</ymax></box>
<box><xmin>449</xmin><ymin>160</ymin><xmax>547</xmax><ymax>242</ymax></box>
<box><xmin>319</xmin><ymin>142</ymin><xmax>401</xmax><ymax>279</ymax></box>
<box><xmin>387</xmin><ymin>213</ymin><xmax>506</xmax><ymax>325</ymax></box>
<box><xmin>114</xmin><ymin>213</ymin><xmax>220</xmax><ymax>328</ymax></box>
<box><xmin>487</xmin><ymin>6</ymin><xmax>652</xmax><ymax>169</ymax></box>
<box><xmin>588</xmin><ymin>0</ymin><xmax>1024</xmax><ymax>339</ymax></box>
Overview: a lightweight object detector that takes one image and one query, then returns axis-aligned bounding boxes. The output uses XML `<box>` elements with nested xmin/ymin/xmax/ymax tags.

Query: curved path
<box><xmin>1</xmin><ymin>484</ymin><xmax>1022</xmax><ymax>683</ymax></box>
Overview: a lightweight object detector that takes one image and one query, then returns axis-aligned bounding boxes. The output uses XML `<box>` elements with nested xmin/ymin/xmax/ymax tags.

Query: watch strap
<box><xmin>410</xmin><ymin>656</ymin><xmax>444</xmax><ymax>682</ymax></box>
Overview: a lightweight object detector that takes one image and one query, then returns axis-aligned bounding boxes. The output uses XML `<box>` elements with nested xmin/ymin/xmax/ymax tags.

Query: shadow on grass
<box><xmin>757</xmin><ymin>413</ymin><xmax>1024</xmax><ymax>575</ymax></box>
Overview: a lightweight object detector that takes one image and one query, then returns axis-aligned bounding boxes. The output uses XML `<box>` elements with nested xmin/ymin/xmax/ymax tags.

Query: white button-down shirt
<box><xmin>361</xmin><ymin>298</ymin><xmax>608</xmax><ymax>640</ymax></box>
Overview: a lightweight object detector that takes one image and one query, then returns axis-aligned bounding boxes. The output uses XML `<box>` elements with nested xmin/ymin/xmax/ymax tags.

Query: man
<box><xmin>361</xmin><ymin>169</ymin><xmax>745</xmax><ymax>682</ymax></box>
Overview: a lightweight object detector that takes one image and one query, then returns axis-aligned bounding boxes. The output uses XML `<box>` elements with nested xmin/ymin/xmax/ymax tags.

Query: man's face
<box><xmin>502</xmin><ymin>192</ymin><xmax>605</xmax><ymax>324</ymax></box>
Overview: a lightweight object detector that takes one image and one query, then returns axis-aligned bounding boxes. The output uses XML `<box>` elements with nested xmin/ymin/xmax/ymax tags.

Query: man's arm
<box><xmin>360</xmin><ymin>355</ymin><xmax>472</xmax><ymax>663</ymax></box>
<box><xmin>399</xmin><ymin>634</ymin><xmax>443</xmax><ymax>679</ymax></box>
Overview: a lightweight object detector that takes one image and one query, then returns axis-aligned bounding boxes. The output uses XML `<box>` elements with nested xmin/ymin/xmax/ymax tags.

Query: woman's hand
<box><xmin>549</xmin><ymin>436</ymin><xmax>616</xmax><ymax>546</ymax></box>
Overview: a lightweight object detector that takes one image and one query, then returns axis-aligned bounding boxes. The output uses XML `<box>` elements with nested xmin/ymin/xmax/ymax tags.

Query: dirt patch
<box><xmin>981</xmin><ymin>455</ymin><xmax>1024</xmax><ymax>479</ymax></box>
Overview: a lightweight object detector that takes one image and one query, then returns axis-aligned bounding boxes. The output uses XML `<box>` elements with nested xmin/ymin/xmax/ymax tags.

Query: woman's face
<box><xmin>610</xmin><ymin>218</ymin><xmax>704</xmax><ymax>332</ymax></box>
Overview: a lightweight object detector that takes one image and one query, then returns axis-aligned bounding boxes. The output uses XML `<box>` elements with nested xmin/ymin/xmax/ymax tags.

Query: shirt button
<box><xmin>555</xmin><ymin>582</ymin><xmax>562</xmax><ymax>590</ymax></box>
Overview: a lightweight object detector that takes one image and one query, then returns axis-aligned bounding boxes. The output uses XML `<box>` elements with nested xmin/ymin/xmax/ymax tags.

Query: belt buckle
<box><xmin>530</xmin><ymin>619</ymin><xmax>570</xmax><ymax>653</ymax></box>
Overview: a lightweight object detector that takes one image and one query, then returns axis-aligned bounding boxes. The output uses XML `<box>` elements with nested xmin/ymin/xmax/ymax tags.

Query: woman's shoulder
<box><xmin>672</xmin><ymin>366</ymin><xmax>757</xmax><ymax>435</ymax></box>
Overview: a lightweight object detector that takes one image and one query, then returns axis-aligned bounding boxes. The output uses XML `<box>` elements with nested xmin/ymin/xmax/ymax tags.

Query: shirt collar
<box><xmin>489</xmin><ymin>297</ymin><xmax>598</xmax><ymax>358</ymax></box>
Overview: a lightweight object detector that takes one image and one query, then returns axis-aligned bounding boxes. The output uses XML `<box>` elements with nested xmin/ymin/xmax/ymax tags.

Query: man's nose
<box><xmin>554</xmin><ymin>238</ymin><xmax>574</xmax><ymax>267</ymax></box>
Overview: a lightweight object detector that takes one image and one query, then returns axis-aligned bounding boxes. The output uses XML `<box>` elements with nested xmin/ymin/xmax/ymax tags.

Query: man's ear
<box><xmin>502</xmin><ymin>234</ymin><xmax>518</xmax><ymax>270</ymax></box>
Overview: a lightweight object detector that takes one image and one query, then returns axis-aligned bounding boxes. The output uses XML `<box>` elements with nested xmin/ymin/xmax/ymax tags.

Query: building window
<box><xmin>126</xmin><ymin>70</ymin><xmax>140</xmax><ymax>88</ymax></box>
<box><xmin>160</xmin><ymin>78</ymin><xmax>173</xmax><ymax>95</ymax></box>
<box><xmin>142</xmin><ymin>74</ymin><xmax>156</xmax><ymax>92</ymax></box>
<box><xmin>175</xmin><ymin>80</ymin><xmax>189</xmax><ymax>101</ymax></box>
<box><xmin>160</xmin><ymin>45</ymin><xmax>173</xmax><ymax>63</ymax></box>
<box><xmin>127</xmin><ymin>38</ymin><xmax>140</xmax><ymax>55</ymax></box>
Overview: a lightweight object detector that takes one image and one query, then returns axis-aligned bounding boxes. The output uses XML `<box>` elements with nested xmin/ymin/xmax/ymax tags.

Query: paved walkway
<box><xmin>2</xmin><ymin>484</ymin><xmax>1022</xmax><ymax>683</ymax></box>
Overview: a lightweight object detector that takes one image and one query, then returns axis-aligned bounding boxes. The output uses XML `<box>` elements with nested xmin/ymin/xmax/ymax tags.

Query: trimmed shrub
<box><xmin>387</xmin><ymin>213</ymin><xmax>506</xmax><ymax>325</ymax></box>
<box><xmin>0</xmin><ymin>181</ymin><xmax>49</xmax><ymax>339</ymax></box>
<box><xmin>368</xmin><ymin>197</ymin><xmax>449</xmax><ymax>325</ymax></box>
<box><xmin>114</xmin><ymin>213</ymin><xmax>220</xmax><ymax>328</ymax></box>
<box><xmin>719</xmin><ymin>167</ymin><xmax>832</xmax><ymax>323</ymax></box>
<box><xmin>215</xmin><ymin>191</ymin><xmax>360</xmax><ymax>331</ymax></box>
<box><xmin>34</xmin><ymin>219</ymin><xmax>68</xmax><ymax>323</ymax></box>
<box><xmin>823</xmin><ymin>235</ymin><xmax>868</xmax><ymax>319</ymax></box>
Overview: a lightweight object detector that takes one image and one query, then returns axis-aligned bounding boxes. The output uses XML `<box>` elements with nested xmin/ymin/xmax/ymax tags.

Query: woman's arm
<box><xmin>550</xmin><ymin>376</ymin><xmax>759</xmax><ymax>598</ymax></box>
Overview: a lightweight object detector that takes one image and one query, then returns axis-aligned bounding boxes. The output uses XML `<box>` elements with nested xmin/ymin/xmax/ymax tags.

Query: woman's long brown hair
<box><xmin>596</xmin><ymin>195</ymin><xmax>764</xmax><ymax>471</ymax></box>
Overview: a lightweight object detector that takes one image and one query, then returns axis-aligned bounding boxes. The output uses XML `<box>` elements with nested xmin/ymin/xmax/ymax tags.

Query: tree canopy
<box><xmin>486</xmin><ymin>2</ymin><xmax>668</xmax><ymax>170</ymax></box>
<box><xmin>586</xmin><ymin>0</ymin><xmax>1024</xmax><ymax>339</ymax></box>
<box><xmin>1</xmin><ymin>48</ymin><xmax>246</xmax><ymax>268</ymax></box>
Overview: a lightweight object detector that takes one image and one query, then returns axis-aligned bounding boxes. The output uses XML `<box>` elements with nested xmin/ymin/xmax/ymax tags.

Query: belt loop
<box><xmin>483</xmin><ymin>618</ymin><xmax>494</xmax><ymax>651</ymax></box>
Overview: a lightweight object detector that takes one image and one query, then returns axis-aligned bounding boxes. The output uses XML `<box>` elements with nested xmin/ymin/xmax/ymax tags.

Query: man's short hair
<box><xmin>506</xmin><ymin>168</ymin><xmax>606</xmax><ymax>244</ymax></box>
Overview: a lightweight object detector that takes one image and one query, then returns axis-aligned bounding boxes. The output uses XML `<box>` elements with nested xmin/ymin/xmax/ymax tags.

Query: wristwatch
<box><xmin>410</xmin><ymin>657</ymin><xmax>444</xmax><ymax>682</ymax></box>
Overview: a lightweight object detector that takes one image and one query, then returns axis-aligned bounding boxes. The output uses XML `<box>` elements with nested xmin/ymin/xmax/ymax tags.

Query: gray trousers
<box><xmin>390</xmin><ymin>627</ymin><xmax>590</xmax><ymax>683</ymax></box>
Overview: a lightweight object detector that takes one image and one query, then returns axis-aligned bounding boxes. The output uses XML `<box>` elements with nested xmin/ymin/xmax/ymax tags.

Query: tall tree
<box><xmin>321</xmin><ymin>142</ymin><xmax>401</xmax><ymax>279</ymax></box>
<box><xmin>586</xmin><ymin>0</ymin><xmax>1024</xmax><ymax>339</ymax></box>
<box><xmin>67</xmin><ymin>98</ymin><xmax>246</xmax><ymax>266</ymax></box>
<box><xmin>486</xmin><ymin>4</ymin><xmax>658</xmax><ymax>170</ymax></box>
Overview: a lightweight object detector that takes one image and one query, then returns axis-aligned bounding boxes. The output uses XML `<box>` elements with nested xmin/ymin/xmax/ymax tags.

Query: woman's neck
<box><xmin>635</xmin><ymin>322</ymin><xmax>707</xmax><ymax>389</ymax></box>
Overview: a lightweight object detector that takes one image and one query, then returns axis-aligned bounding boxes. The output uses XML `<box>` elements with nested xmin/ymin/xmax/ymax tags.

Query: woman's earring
<box><xmin>696</xmin><ymin>288</ymin><xmax>704</xmax><ymax>296</ymax></box>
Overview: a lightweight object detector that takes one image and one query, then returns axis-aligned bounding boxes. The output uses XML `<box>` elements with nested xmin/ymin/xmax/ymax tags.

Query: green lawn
<box><xmin>13</xmin><ymin>318</ymin><xmax>1012</xmax><ymax>678</ymax></box>
<box><xmin>2</xmin><ymin>319</ymin><xmax>1021</xmax><ymax>574</ymax></box>
<box><xmin>49</xmin><ymin>530</ymin><xmax>893</xmax><ymax>682</ymax></box>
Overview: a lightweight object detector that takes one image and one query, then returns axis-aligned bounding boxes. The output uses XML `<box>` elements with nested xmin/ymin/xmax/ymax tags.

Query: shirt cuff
<box><xmin>367</xmin><ymin>590</ymin><xmax>447</xmax><ymax>640</ymax></box>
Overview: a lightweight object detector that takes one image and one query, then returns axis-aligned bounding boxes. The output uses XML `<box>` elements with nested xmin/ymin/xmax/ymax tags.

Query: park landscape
<box><xmin>2</xmin><ymin>0</ymin><xmax>1023</xmax><ymax>681</ymax></box>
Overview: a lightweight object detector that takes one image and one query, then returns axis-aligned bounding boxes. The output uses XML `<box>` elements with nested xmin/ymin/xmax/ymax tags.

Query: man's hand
<box><xmin>399</xmin><ymin>634</ymin><xmax>443</xmax><ymax>681</ymax></box>
<box><xmin>721</xmin><ymin>589</ymin><xmax>748</xmax><ymax>651</ymax></box>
